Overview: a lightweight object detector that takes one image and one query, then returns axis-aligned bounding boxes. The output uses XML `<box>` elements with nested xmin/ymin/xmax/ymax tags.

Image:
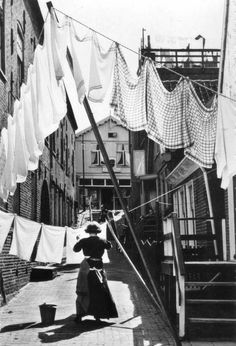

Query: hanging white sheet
<box><xmin>0</xmin><ymin>128</ymin><xmax>7</xmax><ymax>181</ymax></box>
<box><xmin>0</xmin><ymin>115</ymin><xmax>17</xmax><ymax>201</ymax></box>
<box><xmin>0</xmin><ymin>210</ymin><xmax>14</xmax><ymax>252</ymax></box>
<box><xmin>36</xmin><ymin>224</ymin><xmax>66</xmax><ymax>263</ymax></box>
<box><xmin>66</xmin><ymin>225</ymin><xmax>86</xmax><ymax>264</ymax></box>
<box><xmin>214</xmin><ymin>0</ymin><xmax>236</xmax><ymax>188</ymax></box>
<box><xmin>9</xmin><ymin>215</ymin><xmax>41</xmax><ymax>261</ymax></box>
<box><xmin>215</xmin><ymin>96</ymin><xmax>236</xmax><ymax>189</ymax></box>
<box><xmin>13</xmin><ymin>97</ymin><xmax>30</xmax><ymax>183</ymax></box>
<box><xmin>22</xmin><ymin>74</ymin><xmax>43</xmax><ymax>170</ymax></box>
<box><xmin>88</xmin><ymin>32</ymin><xmax>115</xmax><ymax>103</ymax></box>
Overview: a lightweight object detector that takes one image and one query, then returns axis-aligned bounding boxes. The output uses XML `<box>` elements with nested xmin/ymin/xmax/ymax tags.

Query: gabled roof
<box><xmin>76</xmin><ymin>115</ymin><xmax>127</xmax><ymax>137</ymax></box>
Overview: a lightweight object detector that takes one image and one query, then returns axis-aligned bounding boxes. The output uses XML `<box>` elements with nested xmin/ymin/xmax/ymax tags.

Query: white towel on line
<box><xmin>0</xmin><ymin>210</ymin><xmax>14</xmax><ymax>252</ymax></box>
<box><xmin>9</xmin><ymin>215</ymin><xmax>41</xmax><ymax>261</ymax></box>
<box><xmin>36</xmin><ymin>224</ymin><xmax>66</xmax><ymax>263</ymax></box>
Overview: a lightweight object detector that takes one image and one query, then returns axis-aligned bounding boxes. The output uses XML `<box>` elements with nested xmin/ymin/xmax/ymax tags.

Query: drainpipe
<box><xmin>200</xmin><ymin>167</ymin><xmax>218</xmax><ymax>257</ymax></box>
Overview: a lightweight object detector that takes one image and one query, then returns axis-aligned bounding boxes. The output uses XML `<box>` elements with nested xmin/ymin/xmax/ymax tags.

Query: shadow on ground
<box><xmin>38</xmin><ymin>315</ymin><xmax>114</xmax><ymax>343</ymax></box>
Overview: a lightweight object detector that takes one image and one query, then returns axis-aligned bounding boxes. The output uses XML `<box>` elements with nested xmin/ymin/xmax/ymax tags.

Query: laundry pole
<box><xmin>83</xmin><ymin>96</ymin><xmax>181</xmax><ymax>345</ymax></box>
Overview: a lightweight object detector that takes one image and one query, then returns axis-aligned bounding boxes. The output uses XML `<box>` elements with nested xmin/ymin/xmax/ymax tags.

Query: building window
<box><xmin>16</xmin><ymin>22</ymin><xmax>24</xmax><ymax>97</ymax></box>
<box><xmin>108</xmin><ymin>132</ymin><xmax>117</xmax><ymax>138</ymax></box>
<box><xmin>117</xmin><ymin>144</ymin><xmax>130</xmax><ymax>166</ymax></box>
<box><xmin>91</xmin><ymin>144</ymin><xmax>104</xmax><ymax>165</ymax></box>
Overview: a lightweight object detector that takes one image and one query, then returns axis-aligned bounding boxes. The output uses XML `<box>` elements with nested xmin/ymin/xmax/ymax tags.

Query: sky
<box><xmin>39</xmin><ymin>0</ymin><xmax>225</xmax><ymax>131</ymax></box>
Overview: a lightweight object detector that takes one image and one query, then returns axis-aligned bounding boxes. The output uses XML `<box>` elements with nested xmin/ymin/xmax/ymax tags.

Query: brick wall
<box><xmin>0</xmin><ymin>0</ymin><xmax>77</xmax><ymax>303</ymax></box>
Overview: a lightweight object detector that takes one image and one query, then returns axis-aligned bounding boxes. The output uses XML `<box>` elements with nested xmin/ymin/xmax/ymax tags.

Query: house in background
<box><xmin>75</xmin><ymin>115</ymin><xmax>131</xmax><ymax>212</ymax></box>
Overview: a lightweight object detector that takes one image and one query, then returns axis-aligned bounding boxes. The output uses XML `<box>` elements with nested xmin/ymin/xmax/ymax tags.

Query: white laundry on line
<box><xmin>36</xmin><ymin>224</ymin><xmax>66</xmax><ymax>263</ymax></box>
<box><xmin>9</xmin><ymin>215</ymin><xmax>41</xmax><ymax>261</ymax></box>
<box><xmin>88</xmin><ymin>32</ymin><xmax>115</xmax><ymax>103</ymax></box>
<box><xmin>0</xmin><ymin>210</ymin><xmax>14</xmax><ymax>252</ymax></box>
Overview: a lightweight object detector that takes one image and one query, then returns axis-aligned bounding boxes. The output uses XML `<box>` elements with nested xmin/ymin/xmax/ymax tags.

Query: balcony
<box><xmin>141</xmin><ymin>48</ymin><xmax>220</xmax><ymax>69</ymax></box>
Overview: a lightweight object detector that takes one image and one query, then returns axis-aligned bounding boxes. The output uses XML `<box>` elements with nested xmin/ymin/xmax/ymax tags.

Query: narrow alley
<box><xmin>0</xmin><ymin>249</ymin><xmax>176</xmax><ymax>346</ymax></box>
<box><xmin>1</xmin><ymin>248</ymin><xmax>235</xmax><ymax>346</ymax></box>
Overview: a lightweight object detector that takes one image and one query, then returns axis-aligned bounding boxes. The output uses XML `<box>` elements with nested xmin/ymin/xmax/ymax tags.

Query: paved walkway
<box><xmin>0</xmin><ymin>248</ymin><xmax>235</xmax><ymax>346</ymax></box>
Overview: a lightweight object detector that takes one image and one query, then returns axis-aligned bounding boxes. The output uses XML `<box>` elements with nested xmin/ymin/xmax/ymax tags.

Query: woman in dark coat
<box><xmin>73</xmin><ymin>221</ymin><xmax>118</xmax><ymax>323</ymax></box>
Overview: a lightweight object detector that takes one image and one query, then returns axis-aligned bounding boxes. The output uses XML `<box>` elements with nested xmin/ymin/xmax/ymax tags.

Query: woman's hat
<box><xmin>85</xmin><ymin>221</ymin><xmax>101</xmax><ymax>234</ymax></box>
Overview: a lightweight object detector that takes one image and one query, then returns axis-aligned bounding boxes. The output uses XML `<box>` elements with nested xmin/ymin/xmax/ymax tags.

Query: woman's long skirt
<box><xmin>76</xmin><ymin>258</ymin><xmax>118</xmax><ymax>319</ymax></box>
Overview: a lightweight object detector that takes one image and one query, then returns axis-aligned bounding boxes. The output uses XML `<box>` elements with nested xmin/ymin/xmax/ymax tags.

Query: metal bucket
<box><xmin>39</xmin><ymin>303</ymin><xmax>57</xmax><ymax>325</ymax></box>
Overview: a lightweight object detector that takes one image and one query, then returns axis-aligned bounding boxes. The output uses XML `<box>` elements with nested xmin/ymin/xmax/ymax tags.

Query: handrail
<box><xmin>172</xmin><ymin>213</ymin><xmax>185</xmax><ymax>276</ymax></box>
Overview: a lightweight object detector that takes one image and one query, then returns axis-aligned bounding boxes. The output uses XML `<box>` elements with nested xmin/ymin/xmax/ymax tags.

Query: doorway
<box><xmin>101</xmin><ymin>188</ymin><xmax>113</xmax><ymax>210</ymax></box>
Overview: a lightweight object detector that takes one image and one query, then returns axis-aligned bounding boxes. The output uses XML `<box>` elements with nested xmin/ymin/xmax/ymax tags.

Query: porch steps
<box><xmin>185</xmin><ymin>262</ymin><xmax>236</xmax><ymax>338</ymax></box>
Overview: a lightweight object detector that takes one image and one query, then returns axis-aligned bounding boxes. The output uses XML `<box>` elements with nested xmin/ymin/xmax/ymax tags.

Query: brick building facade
<box><xmin>0</xmin><ymin>0</ymin><xmax>78</xmax><ymax>303</ymax></box>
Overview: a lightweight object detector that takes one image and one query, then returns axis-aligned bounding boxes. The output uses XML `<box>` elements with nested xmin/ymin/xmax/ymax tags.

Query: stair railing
<box><xmin>171</xmin><ymin>213</ymin><xmax>186</xmax><ymax>338</ymax></box>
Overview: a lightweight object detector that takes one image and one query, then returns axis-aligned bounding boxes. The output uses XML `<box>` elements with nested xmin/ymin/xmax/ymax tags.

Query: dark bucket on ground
<box><xmin>39</xmin><ymin>303</ymin><xmax>57</xmax><ymax>325</ymax></box>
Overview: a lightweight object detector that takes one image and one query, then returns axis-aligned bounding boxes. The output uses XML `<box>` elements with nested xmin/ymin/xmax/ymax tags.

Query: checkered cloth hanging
<box><xmin>110</xmin><ymin>46</ymin><xmax>217</xmax><ymax>168</ymax></box>
<box><xmin>184</xmin><ymin>82</ymin><xmax>217</xmax><ymax>168</ymax></box>
<box><xmin>146</xmin><ymin>61</ymin><xmax>191</xmax><ymax>149</ymax></box>
<box><xmin>110</xmin><ymin>46</ymin><xmax>147</xmax><ymax>131</ymax></box>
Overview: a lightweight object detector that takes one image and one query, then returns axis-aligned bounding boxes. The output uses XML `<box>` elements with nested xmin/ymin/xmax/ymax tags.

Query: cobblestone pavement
<box><xmin>0</xmin><ymin>249</ymin><xmax>235</xmax><ymax>346</ymax></box>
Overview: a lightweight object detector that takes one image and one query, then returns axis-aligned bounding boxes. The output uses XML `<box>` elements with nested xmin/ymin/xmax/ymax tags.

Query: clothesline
<box><xmin>0</xmin><ymin>208</ymin><xmax>124</xmax><ymax>264</ymax></box>
<box><xmin>54</xmin><ymin>6</ymin><xmax>236</xmax><ymax>105</ymax></box>
<box><xmin>129</xmin><ymin>167</ymin><xmax>216</xmax><ymax>213</ymax></box>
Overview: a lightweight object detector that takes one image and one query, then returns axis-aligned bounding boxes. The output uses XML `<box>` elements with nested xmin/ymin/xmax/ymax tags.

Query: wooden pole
<box><xmin>106</xmin><ymin>221</ymin><xmax>161</xmax><ymax>311</ymax></box>
<box><xmin>83</xmin><ymin>96</ymin><xmax>181</xmax><ymax>345</ymax></box>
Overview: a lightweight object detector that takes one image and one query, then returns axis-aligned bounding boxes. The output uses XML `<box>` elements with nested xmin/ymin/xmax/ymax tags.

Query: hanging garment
<box><xmin>0</xmin><ymin>115</ymin><xmax>17</xmax><ymax>201</ymax></box>
<box><xmin>32</xmin><ymin>12</ymin><xmax>67</xmax><ymax>139</ymax></box>
<box><xmin>9</xmin><ymin>215</ymin><xmax>41</xmax><ymax>261</ymax></box>
<box><xmin>146</xmin><ymin>61</ymin><xmax>191</xmax><ymax>149</ymax></box>
<box><xmin>66</xmin><ymin>226</ymin><xmax>86</xmax><ymax>264</ymax></box>
<box><xmin>88</xmin><ymin>32</ymin><xmax>115</xmax><ymax>103</ymax></box>
<box><xmin>214</xmin><ymin>0</ymin><xmax>236</xmax><ymax>189</ymax></box>
<box><xmin>0</xmin><ymin>128</ymin><xmax>7</xmax><ymax>181</ymax></box>
<box><xmin>215</xmin><ymin>96</ymin><xmax>236</xmax><ymax>189</ymax></box>
<box><xmin>184</xmin><ymin>82</ymin><xmax>217</xmax><ymax>168</ymax></box>
<box><xmin>22</xmin><ymin>67</ymin><xmax>44</xmax><ymax>170</ymax></box>
<box><xmin>33</xmin><ymin>45</ymin><xmax>61</xmax><ymax>138</ymax></box>
<box><xmin>12</xmin><ymin>96</ymin><xmax>30</xmax><ymax>183</ymax></box>
<box><xmin>36</xmin><ymin>224</ymin><xmax>66</xmax><ymax>263</ymax></box>
<box><xmin>0</xmin><ymin>210</ymin><xmax>14</xmax><ymax>252</ymax></box>
<box><xmin>43</xmin><ymin>12</ymin><xmax>67</xmax><ymax>125</ymax></box>
<box><xmin>110</xmin><ymin>45</ymin><xmax>147</xmax><ymax>131</ymax></box>
<box><xmin>68</xmin><ymin>18</ymin><xmax>87</xmax><ymax>104</ymax></box>
<box><xmin>50</xmin><ymin>8</ymin><xmax>64</xmax><ymax>80</ymax></box>
<box><xmin>27</xmin><ymin>64</ymin><xmax>44</xmax><ymax>154</ymax></box>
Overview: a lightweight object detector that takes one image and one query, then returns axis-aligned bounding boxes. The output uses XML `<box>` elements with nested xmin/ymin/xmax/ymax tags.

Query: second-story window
<box><xmin>117</xmin><ymin>144</ymin><xmax>130</xmax><ymax>166</ymax></box>
<box><xmin>91</xmin><ymin>144</ymin><xmax>104</xmax><ymax>165</ymax></box>
<box><xmin>16</xmin><ymin>22</ymin><xmax>24</xmax><ymax>97</ymax></box>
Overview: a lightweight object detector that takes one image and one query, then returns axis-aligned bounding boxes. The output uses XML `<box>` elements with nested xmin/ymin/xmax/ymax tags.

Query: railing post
<box><xmin>171</xmin><ymin>213</ymin><xmax>186</xmax><ymax>338</ymax></box>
